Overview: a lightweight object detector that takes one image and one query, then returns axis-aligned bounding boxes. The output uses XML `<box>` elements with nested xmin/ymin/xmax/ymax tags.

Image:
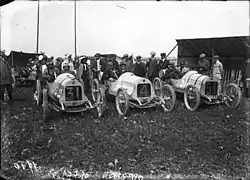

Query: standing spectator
<box><xmin>92</xmin><ymin>53</ymin><xmax>104</xmax><ymax>82</ymax></box>
<box><xmin>198</xmin><ymin>53</ymin><xmax>210</xmax><ymax>75</ymax></box>
<box><xmin>79</xmin><ymin>56</ymin><xmax>90</xmax><ymax>92</ymax></box>
<box><xmin>158</xmin><ymin>53</ymin><xmax>170</xmax><ymax>70</ymax></box>
<box><xmin>126</xmin><ymin>55</ymin><xmax>134</xmax><ymax>72</ymax></box>
<box><xmin>132</xmin><ymin>56</ymin><xmax>147</xmax><ymax>77</ymax></box>
<box><xmin>0</xmin><ymin>51</ymin><xmax>13</xmax><ymax>102</ymax></box>
<box><xmin>146</xmin><ymin>51</ymin><xmax>158</xmax><ymax>82</ymax></box>
<box><xmin>243</xmin><ymin>56</ymin><xmax>250</xmax><ymax>98</ymax></box>
<box><xmin>212</xmin><ymin>55</ymin><xmax>223</xmax><ymax>95</ymax></box>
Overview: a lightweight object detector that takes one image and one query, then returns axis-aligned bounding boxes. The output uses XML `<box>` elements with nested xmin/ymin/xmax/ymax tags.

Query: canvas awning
<box><xmin>176</xmin><ymin>36</ymin><xmax>249</xmax><ymax>58</ymax></box>
<box><xmin>8</xmin><ymin>51</ymin><xmax>43</xmax><ymax>67</ymax></box>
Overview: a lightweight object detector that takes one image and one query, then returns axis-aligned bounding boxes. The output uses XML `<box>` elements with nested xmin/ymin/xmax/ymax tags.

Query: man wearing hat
<box><xmin>78</xmin><ymin>56</ymin><xmax>90</xmax><ymax>92</ymax></box>
<box><xmin>121</xmin><ymin>54</ymin><xmax>133</xmax><ymax>72</ymax></box>
<box><xmin>92</xmin><ymin>53</ymin><xmax>104</xmax><ymax>82</ymax></box>
<box><xmin>212</xmin><ymin>55</ymin><xmax>223</xmax><ymax>95</ymax></box>
<box><xmin>158</xmin><ymin>53</ymin><xmax>170</xmax><ymax>70</ymax></box>
<box><xmin>132</xmin><ymin>55</ymin><xmax>146</xmax><ymax>77</ymax></box>
<box><xmin>198</xmin><ymin>53</ymin><xmax>210</xmax><ymax>75</ymax></box>
<box><xmin>0</xmin><ymin>51</ymin><xmax>13</xmax><ymax>102</ymax></box>
<box><xmin>146</xmin><ymin>51</ymin><xmax>158</xmax><ymax>82</ymax></box>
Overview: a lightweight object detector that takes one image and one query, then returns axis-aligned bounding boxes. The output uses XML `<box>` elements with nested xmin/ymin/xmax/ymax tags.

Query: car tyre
<box><xmin>161</xmin><ymin>84</ymin><xmax>176</xmax><ymax>112</ymax></box>
<box><xmin>116</xmin><ymin>87</ymin><xmax>129</xmax><ymax>117</ymax></box>
<box><xmin>224</xmin><ymin>83</ymin><xmax>242</xmax><ymax>108</ymax></box>
<box><xmin>96</xmin><ymin>87</ymin><xmax>106</xmax><ymax>117</ymax></box>
<box><xmin>91</xmin><ymin>78</ymin><xmax>99</xmax><ymax>102</ymax></box>
<box><xmin>184</xmin><ymin>84</ymin><xmax>200</xmax><ymax>111</ymax></box>
<box><xmin>153</xmin><ymin>77</ymin><xmax>163</xmax><ymax>97</ymax></box>
<box><xmin>43</xmin><ymin>89</ymin><xmax>50</xmax><ymax>122</ymax></box>
<box><xmin>35</xmin><ymin>79</ymin><xmax>42</xmax><ymax>106</ymax></box>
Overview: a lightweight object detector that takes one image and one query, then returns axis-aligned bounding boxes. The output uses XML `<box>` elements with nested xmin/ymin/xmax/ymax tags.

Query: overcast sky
<box><xmin>0</xmin><ymin>1</ymin><xmax>249</xmax><ymax>58</ymax></box>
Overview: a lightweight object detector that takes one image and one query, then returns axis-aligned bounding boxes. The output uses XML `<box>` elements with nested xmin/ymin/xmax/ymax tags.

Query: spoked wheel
<box><xmin>184</xmin><ymin>84</ymin><xmax>200</xmax><ymax>111</ymax></box>
<box><xmin>224</xmin><ymin>83</ymin><xmax>242</xmax><ymax>108</ymax></box>
<box><xmin>153</xmin><ymin>77</ymin><xmax>163</xmax><ymax>97</ymax></box>
<box><xmin>91</xmin><ymin>78</ymin><xmax>99</xmax><ymax>102</ymax></box>
<box><xmin>43</xmin><ymin>89</ymin><xmax>51</xmax><ymax>122</ymax></box>
<box><xmin>35</xmin><ymin>79</ymin><xmax>42</xmax><ymax>106</ymax></box>
<box><xmin>96</xmin><ymin>87</ymin><xmax>106</xmax><ymax>117</ymax></box>
<box><xmin>115</xmin><ymin>88</ymin><xmax>129</xmax><ymax>117</ymax></box>
<box><xmin>160</xmin><ymin>84</ymin><xmax>176</xmax><ymax>112</ymax></box>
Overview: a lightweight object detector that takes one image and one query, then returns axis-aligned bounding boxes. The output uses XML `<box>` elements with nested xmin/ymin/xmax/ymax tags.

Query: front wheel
<box><xmin>224</xmin><ymin>83</ymin><xmax>242</xmax><ymax>108</ymax></box>
<box><xmin>91</xmin><ymin>78</ymin><xmax>99</xmax><ymax>102</ymax></box>
<box><xmin>115</xmin><ymin>88</ymin><xmax>129</xmax><ymax>117</ymax></box>
<box><xmin>96</xmin><ymin>87</ymin><xmax>106</xmax><ymax>117</ymax></box>
<box><xmin>184</xmin><ymin>84</ymin><xmax>200</xmax><ymax>111</ymax></box>
<box><xmin>35</xmin><ymin>79</ymin><xmax>42</xmax><ymax>106</ymax></box>
<box><xmin>43</xmin><ymin>89</ymin><xmax>51</xmax><ymax>122</ymax></box>
<box><xmin>153</xmin><ymin>77</ymin><xmax>163</xmax><ymax>97</ymax></box>
<box><xmin>161</xmin><ymin>84</ymin><xmax>176</xmax><ymax>112</ymax></box>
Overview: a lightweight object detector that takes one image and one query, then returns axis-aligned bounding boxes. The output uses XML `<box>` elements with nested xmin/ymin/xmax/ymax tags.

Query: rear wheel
<box><xmin>91</xmin><ymin>78</ymin><xmax>99</xmax><ymax>102</ymax></box>
<box><xmin>161</xmin><ymin>84</ymin><xmax>176</xmax><ymax>112</ymax></box>
<box><xmin>116</xmin><ymin>88</ymin><xmax>129</xmax><ymax>117</ymax></box>
<box><xmin>224</xmin><ymin>83</ymin><xmax>242</xmax><ymax>108</ymax></box>
<box><xmin>184</xmin><ymin>84</ymin><xmax>200</xmax><ymax>111</ymax></box>
<box><xmin>96</xmin><ymin>87</ymin><xmax>106</xmax><ymax>117</ymax></box>
<box><xmin>43</xmin><ymin>89</ymin><xmax>51</xmax><ymax>122</ymax></box>
<box><xmin>153</xmin><ymin>77</ymin><xmax>163</xmax><ymax>97</ymax></box>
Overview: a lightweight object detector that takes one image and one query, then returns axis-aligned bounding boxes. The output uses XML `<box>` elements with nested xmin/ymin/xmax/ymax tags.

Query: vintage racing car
<box><xmin>34</xmin><ymin>55</ymin><xmax>106</xmax><ymax>121</ymax></box>
<box><xmin>92</xmin><ymin>69</ymin><xmax>176</xmax><ymax>117</ymax></box>
<box><xmin>153</xmin><ymin>70</ymin><xmax>242</xmax><ymax>111</ymax></box>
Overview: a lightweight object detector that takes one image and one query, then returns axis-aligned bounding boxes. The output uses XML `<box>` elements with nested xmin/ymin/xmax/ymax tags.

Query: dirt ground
<box><xmin>1</xmin><ymin>86</ymin><xmax>250</xmax><ymax>180</ymax></box>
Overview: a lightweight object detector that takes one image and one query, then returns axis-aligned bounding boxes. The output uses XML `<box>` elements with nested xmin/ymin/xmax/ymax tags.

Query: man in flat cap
<box><xmin>212</xmin><ymin>55</ymin><xmax>223</xmax><ymax>95</ymax></box>
<box><xmin>198</xmin><ymin>53</ymin><xmax>210</xmax><ymax>75</ymax></box>
<box><xmin>146</xmin><ymin>51</ymin><xmax>158</xmax><ymax>82</ymax></box>
<box><xmin>132</xmin><ymin>55</ymin><xmax>146</xmax><ymax>77</ymax></box>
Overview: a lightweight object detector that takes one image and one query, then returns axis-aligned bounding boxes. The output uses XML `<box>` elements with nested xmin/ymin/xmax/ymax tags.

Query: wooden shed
<box><xmin>175</xmin><ymin>36</ymin><xmax>249</xmax><ymax>94</ymax></box>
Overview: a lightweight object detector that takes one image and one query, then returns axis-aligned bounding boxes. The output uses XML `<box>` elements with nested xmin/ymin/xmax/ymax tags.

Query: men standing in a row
<box><xmin>132</xmin><ymin>56</ymin><xmax>147</xmax><ymax>77</ymax></box>
<box><xmin>146</xmin><ymin>51</ymin><xmax>158</xmax><ymax>82</ymax></box>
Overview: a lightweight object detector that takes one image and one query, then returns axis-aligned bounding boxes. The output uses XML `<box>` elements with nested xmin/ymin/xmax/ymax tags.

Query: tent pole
<box><xmin>166</xmin><ymin>43</ymin><xmax>178</xmax><ymax>58</ymax></box>
<box><xmin>36</xmin><ymin>0</ymin><xmax>40</xmax><ymax>53</ymax></box>
<box><xmin>74</xmin><ymin>0</ymin><xmax>77</xmax><ymax>59</ymax></box>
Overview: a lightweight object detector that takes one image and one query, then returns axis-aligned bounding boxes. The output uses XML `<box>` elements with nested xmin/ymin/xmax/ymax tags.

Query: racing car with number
<box><xmin>153</xmin><ymin>70</ymin><xmax>242</xmax><ymax>111</ymax></box>
<box><xmin>91</xmin><ymin>63</ymin><xmax>176</xmax><ymax>117</ymax></box>
<box><xmin>34</xmin><ymin>55</ymin><xmax>106</xmax><ymax>121</ymax></box>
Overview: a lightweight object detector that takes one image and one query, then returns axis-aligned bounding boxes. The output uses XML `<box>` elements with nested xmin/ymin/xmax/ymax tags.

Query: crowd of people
<box><xmin>0</xmin><ymin>50</ymin><xmax>225</xmax><ymax>103</ymax></box>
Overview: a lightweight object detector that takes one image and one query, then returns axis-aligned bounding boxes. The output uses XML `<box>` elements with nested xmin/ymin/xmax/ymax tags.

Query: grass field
<box><xmin>1</xmin><ymin>87</ymin><xmax>250</xmax><ymax>180</ymax></box>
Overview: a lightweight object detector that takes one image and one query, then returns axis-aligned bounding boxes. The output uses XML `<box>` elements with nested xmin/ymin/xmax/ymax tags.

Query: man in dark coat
<box><xmin>132</xmin><ymin>56</ymin><xmax>146</xmax><ymax>77</ymax></box>
<box><xmin>198</xmin><ymin>53</ymin><xmax>210</xmax><ymax>75</ymax></box>
<box><xmin>146</xmin><ymin>51</ymin><xmax>158</xmax><ymax>82</ymax></box>
<box><xmin>0</xmin><ymin>52</ymin><xmax>13</xmax><ymax>102</ymax></box>
<box><xmin>158</xmin><ymin>53</ymin><xmax>170</xmax><ymax>70</ymax></box>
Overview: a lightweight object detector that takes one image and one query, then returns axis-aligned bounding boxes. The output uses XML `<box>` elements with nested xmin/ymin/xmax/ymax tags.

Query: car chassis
<box><xmin>34</xmin><ymin>55</ymin><xmax>105</xmax><ymax>121</ymax></box>
<box><xmin>153</xmin><ymin>70</ymin><xmax>242</xmax><ymax>111</ymax></box>
<box><xmin>91</xmin><ymin>71</ymin><xmax>176</xmax><ymax>117</ymax></box>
